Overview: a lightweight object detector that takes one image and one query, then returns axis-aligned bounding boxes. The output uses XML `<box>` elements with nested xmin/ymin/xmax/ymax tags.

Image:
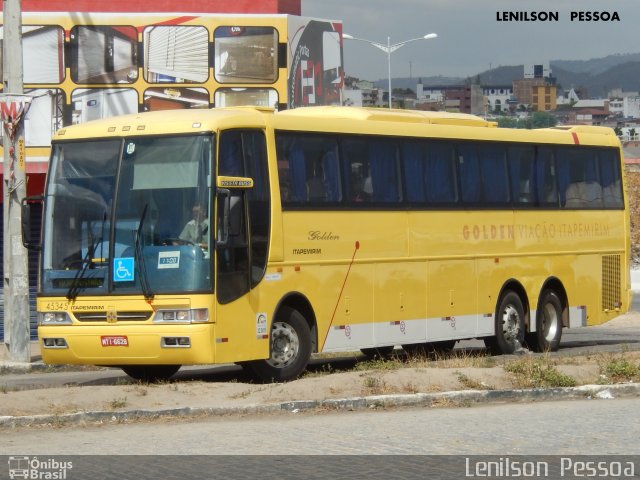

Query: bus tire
<box><xmin>247</xmin><ymin>306</ymin><xmax>311</xmax><ymax>382</ymax></box>
<box><xmin>361</xmin><ymin>346</ymin><xmax>395</xmax><ymax>358</ymax></box>
<box><xmin>121</xmin><ymin>365</ymin><xmax>181</xmax><ymax>382</ymax></box>
<box><xmin>527</xmin><ymin>290</ymin><xmax>563</xmax><ymax>352</ymax></box>
<box><xmin>485</xmin><ymin>291</ymin><xmax>525</xmax><ymax>355</ymax></box>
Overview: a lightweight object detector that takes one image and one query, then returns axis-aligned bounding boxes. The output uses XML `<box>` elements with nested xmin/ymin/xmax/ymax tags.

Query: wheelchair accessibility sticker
<box><xmin>113</xmin><ymin>257</ymin><xmax>135</xmax><ymax>282</ymax></box>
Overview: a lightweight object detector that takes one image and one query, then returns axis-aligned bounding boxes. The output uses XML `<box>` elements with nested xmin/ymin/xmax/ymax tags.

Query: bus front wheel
<box><xmin>121</xmin><ymin>365</ymin><xmax>181</xmax><ymax>382</ymax></box>
<box><xmin>485</xmin><ymin>291</ymin><xmax>525</xmax><ymax>355</ymax></box>
<box><xmin>247</xmin><ymin>306</ymin><xmax>312</xmax><ymax>382</ymax></box>
<box><xmin>526</xmin><ymin>290</ymin><xmax>563</xmax><ymax>352</ymax></box>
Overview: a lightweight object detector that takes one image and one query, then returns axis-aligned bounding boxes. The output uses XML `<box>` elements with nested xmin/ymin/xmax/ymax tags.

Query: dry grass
<box><xmin>504</xmin><ymin>355</ymin><xmax>577</xmax><ymax>388</ymax></box>
<box><xmin>597</xmin><ymin>353</ymin><xmax>640</xmax><ymax>383</ymax></box>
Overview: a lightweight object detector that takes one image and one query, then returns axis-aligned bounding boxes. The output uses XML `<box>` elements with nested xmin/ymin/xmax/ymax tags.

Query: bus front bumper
<box><xmin>38</xmin><ymin>324</ymin><xmax>216</xmax><ymax>366</ymax></box>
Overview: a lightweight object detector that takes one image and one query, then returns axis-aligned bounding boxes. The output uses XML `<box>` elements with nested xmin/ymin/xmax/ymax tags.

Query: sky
<box><xmin>301</xmin><ymin>0</ymin><xmax>639</xmax><ymax>81</ymax></box>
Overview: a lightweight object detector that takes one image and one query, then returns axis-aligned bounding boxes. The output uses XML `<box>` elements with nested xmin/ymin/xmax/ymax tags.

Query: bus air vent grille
<box><xmin>601</xmin><ymin>254</ymin><xmax>621</xmax><ymax>311</ymax></box>
<box><xmin>74</xmin><ymin>311</ymin><xmax>152</xmax><ymax>322</ymax></box>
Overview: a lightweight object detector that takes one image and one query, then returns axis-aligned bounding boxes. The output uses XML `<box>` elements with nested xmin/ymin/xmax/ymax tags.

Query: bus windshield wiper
<box><xmin>66</xmin><ymin>213</ymin><xmax>106</xmax><ymax>300</ymax></box>
<box><xmin>135</xmin><ymin>203</ymin><xmax>154</xmax><ymax>300</ymax></box>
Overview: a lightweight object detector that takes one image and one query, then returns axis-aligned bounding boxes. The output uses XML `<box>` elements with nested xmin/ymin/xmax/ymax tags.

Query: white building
<box><xmin>416</xmin><ymin>80</ymin><xmax>444</xmax><ymax>103</ymax></box>
<box><xmin>483</xmin><ymin>85</ymin><xmax>512</xmax><ymax>113</ymax></box>
<box><xmin>606</xmin><ymin>90</ymin><xmax>640</xmax><ymax>119</ymax></box>
<box><xmin>623</xmin><ymin>97</ymin><xmax>640</xmax><ymax>118</ymax></box>
<box><xmin>343</xmin><ymin>86</ymin><xmax>383</xmax><ymax>107</ymax></box>
<box><xmin>557</xmin><ymin>88</ymin><xmax>580</xmax><ymax>106</ymax></box>
<box><xmin>343</xmin><ymin>88</ymin><xmax>363</xmax><ymax>107</ymax></box>
<box><xmin>524</xmin><ymin>64</ymin><xmax>551</xmax><ymax>79</ymax></box>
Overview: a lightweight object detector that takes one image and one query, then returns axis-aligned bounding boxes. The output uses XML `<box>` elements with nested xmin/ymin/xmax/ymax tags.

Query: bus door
<box><xmin>214</xmin><ymin>130</ymin><xmax>271</xmax><ymax>363</ymax></box>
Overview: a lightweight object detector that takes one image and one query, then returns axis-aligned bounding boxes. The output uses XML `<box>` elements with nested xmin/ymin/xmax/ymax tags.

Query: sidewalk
<box><xmin>0</xmin><ymin>341</ymin><xmax>42</xmax><ymax>369</ymax></box>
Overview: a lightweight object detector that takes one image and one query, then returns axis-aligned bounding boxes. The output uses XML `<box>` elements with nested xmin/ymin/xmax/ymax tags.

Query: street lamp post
<box><xmin>343</xmin><ymin>32</ymin><xmax>437</xmax><ymax>108</ymax></box>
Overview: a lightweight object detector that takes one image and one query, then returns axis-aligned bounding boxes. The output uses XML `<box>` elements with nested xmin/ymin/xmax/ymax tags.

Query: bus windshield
<box><xmin>41</xmin><ymin>134</ymin><xmax>213</xmax><ymax>297</ymax></box>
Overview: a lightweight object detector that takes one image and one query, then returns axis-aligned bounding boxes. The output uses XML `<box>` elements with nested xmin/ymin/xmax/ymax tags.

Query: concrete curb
<box><xmin>1</xmin><ymin>382</ymin><xmax>639</xmax><ymax>428</ymax></box>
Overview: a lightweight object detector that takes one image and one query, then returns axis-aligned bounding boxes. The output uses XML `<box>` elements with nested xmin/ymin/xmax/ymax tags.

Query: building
<box><xmin>524</xmin><ymin>63</ymin><xmax>551</xmax><ymax>79</ymax></box>
<box><xmin>557</xmin><ymin>88</ymin><xmax>580</xmax><ymax>106</ymax></box>
<box><xmin>531</xmin><ymin>84</ymin><xmax>557</xmax><ymax>112</ymax></box>
<box><xmin>609</xmin><ymin>94</ymin><xmax>640</xmax><ymax>119</ymax></box>
<box><xmin>483</xmin><ymin>85</ymin><xmax>513</xmax><ymax>113</ymax></box>
<box><xmin>567</xmin><ymin>100</ymin><xmax>611</xmax><ymax>125</ymax></box>
<box><xmin>416</xmin><ymin>83</ymin><xmax>484</xmax><ymax>115</ymax></box>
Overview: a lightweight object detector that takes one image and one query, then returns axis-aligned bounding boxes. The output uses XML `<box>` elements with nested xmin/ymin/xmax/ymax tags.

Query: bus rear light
<box><xmin>161</xmin><ymin>337</ymin><xmax>191</xmax><ymax>348</ymax></box>
<box><xmin>42</xmin><ymin>338</ymin><xmax>68</xmax><ymax>349</ymax></box>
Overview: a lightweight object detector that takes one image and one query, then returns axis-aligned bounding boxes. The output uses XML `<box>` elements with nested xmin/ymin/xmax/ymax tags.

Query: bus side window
<box><xmin>535</xmin><ymin>148</ymin><xmax>558</xmax><ymax>206</ymax></box>
<box><xmin>457</xmin><ymin>144</ymin><xmax>481</xmax><ymax>203</ymax></box>
<box><xmin>599</xmin><ymin>150</ymin><xmax>623</xmax><ymax>208</ymax></box>
<box><xmin>426</xmin><ymin>142</ymin><xmax>457</xmax><ymax>204</ymax></box>
<box><xmin>508</xmin><ymin>146</ymin><xmax>535</xmax><ymax>204</ymax></box>
<box><xmin>402</xmin><ymin>141</ymin><xmax>427</xmax><ymax>203</ymax></box>
<box><xmin>478</xmin><ymin>144</ymin><xmax>509</xmax><ymax>204</ymax></box>
<box><xmin>559</xmin><ymin>149</ymin><xmax>603</xmax><ymax>208</ymax></box>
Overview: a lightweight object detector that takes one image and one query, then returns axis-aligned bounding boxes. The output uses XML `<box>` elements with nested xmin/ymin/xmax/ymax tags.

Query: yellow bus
<box><xmin>29</xmin><ymin>106</ymin><xmax>630</xmax><ymax>382</ymax></box>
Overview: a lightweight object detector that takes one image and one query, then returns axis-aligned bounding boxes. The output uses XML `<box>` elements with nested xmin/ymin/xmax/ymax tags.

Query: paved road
<box><xmin>4</xmin><ymin>398</ymin><xmax>640</xmax><ymax>455</ymax></box>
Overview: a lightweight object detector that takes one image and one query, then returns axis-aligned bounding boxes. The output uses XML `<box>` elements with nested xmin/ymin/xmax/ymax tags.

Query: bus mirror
<box><xmin>216</xmin><ymin>176</ymin><xmax>254</xmax><ymax>189</ymax></box>
<box><xmin>216</xmin><ymin>189</ymin><xmax>230</xmax><ymax>247</ymax></box>
<box><xmin>21</xmin><ymin>196</ymin><xmax>43</xmax><ymax>251</ymax></box>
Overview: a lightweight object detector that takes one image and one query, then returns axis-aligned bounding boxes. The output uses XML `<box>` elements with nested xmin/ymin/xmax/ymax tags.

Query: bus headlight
<box><xmin>153</xmin><ymin>308</ymin><xmax>209</xmax><ymax>324</ymax></box>
<box><xmin>38</xmin><ymin>312</ymin><xmax>72</xmax><ymax>325</ymax></box>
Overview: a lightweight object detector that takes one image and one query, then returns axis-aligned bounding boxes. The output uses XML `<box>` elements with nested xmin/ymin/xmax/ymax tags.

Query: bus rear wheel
<box><xmin>485</xmin><ymin>290</ymin><xmax>525</xmax><ymax>355</ymax></box>
<box><xmin>246</xmin><ymin>306</ymin><xmax>311</xmax><ymax>382</ymax></box>
<box><xmin>526</xmin><ymin>290</ymin><xmax>563</xmax><ymax>352</ymax></box>
<box><xmin>121</xmin><ymin>365</ymin><xmax>181</xmax><ymax>382</ymax></box>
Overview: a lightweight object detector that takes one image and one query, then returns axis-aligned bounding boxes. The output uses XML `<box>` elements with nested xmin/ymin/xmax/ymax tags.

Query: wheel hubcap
<box><xmin>501</xmin><ymin>305</ymin><xmax>521</xmax><ymax>341</ymax></box>
<box><xmin>542</xmin><ymin>303</ymin><xmax>559</xmax><ymax>341</ymax></box>
<box><xmin>267</xmin><ymin>321</ymin><xmax>300</xmax><ymax>368</ymax></box>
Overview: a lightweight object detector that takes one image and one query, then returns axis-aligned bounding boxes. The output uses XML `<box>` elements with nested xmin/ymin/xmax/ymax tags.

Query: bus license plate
<box><xmin>101</xmin><ymin>336</ymin><xmax>129</xmax><ymax>347</ymax></box>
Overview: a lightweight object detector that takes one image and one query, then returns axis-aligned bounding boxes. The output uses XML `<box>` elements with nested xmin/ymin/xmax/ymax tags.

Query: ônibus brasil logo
<box><xmin>8</xmin><ymin>456</ymin><xmax>73</xmax><ymax>479</ymax></box>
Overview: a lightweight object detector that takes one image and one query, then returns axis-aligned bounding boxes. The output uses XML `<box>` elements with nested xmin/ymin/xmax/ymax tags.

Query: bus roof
<box><xmin>53</xmin><ymin>106</ymin><xmax>621</xmax><ymax>148</ymax></box>
<box><xmin>53</xmin><ymin>107</ymin><xmax>271</xmax><ymax>140</ymax></box>
<box><xmin>275</xmin><ymin>106</ymin><xmax>497</xmax><ymax>128</ymax></box>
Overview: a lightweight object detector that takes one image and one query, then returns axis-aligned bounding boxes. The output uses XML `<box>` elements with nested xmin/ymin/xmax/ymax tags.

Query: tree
<box><xmin>531</xmin><ymin>112</ymin><xmax>557</xmax><ymax>128</ymax></box>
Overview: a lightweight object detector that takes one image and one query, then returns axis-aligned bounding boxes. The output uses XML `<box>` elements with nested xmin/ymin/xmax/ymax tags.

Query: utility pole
<box><xmin>2</xmin><ymin>0</ymin><xmax>30</xmax><ymax>363</ymax></box>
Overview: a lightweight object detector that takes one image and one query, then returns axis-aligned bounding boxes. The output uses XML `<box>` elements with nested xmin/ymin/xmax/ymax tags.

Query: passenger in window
<box><xmin>351</xmin><ymin>178</ymin><xmax>369</xmax><ymax>202</ymax></box>
<box><xmin>179</xmin><ymin>203</ymin><xmax>209</xmax><ymax>249</ymax></box>
<box><xmin>306</xmin><ymin>162</ymin><xmax>325</xmax><ymax>201</ymax></box>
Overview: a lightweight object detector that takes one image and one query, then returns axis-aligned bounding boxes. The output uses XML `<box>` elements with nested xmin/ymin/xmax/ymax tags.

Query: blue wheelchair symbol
<box><xmin>113</xmin><ymin>257</ymin><xmax>135</xmax><ymax>282</ymax></box>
